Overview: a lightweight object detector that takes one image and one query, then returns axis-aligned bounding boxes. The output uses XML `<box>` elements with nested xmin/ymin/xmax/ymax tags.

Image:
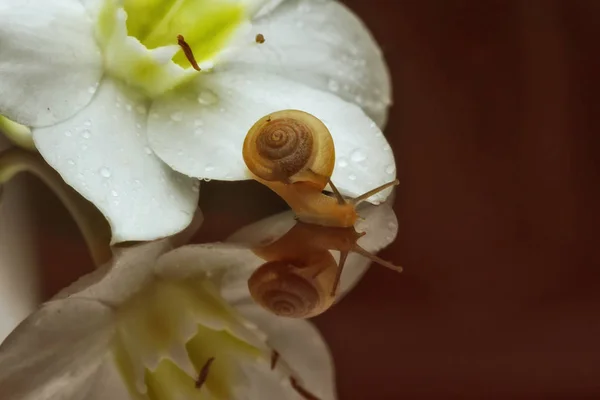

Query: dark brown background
<box><xmin>27</xmin><ymin>1</ymin><xmax>600</xmax><ymax>399</ymax></box>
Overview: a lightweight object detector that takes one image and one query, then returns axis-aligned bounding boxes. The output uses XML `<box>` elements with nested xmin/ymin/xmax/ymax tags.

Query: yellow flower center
<box><xmin>112</xmin><ymin>279</ymin><xmax>264</xmax><ymax>400</ymax></box>
<box><xmin>96</xmin><ymin>0</ymin><xmax>246</xmax><ymax>97</ymax></box>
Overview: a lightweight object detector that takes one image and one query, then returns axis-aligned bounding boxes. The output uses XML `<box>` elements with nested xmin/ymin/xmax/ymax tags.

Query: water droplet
<box><xmin>194</xmin><ymin>128</ymin><xmax>204</xmax><ymax>136</ymax></box>
<box><xmin>67</xmin><ymin>159</ymin><xmax>75</xmax><ymax>166</ymax></box>
<box><xmin>385</xmin><ymin>164</ymin><xmax>396</xmax><ymax>174</ymax></box>
<box><xmin>348</xmin><ymin>174</ymin><xmax>357</xmax><ymax>181</ymax></box>
<box><xmin>354</xmin><ymin>95</ymin><xmax>364</xmax><ymax>105</ymax></box>
<box><xmin>136</xmin><ymin>123</ymin><xmax>142</xmax><ymax>130</ymax></box>
<box><xmin>197</xmin><ymin>90</ymin><xmax>218</xmax><ymax>105</ymax></box>
<box><xmin>64</xmin><ymin>130</ymin><xmax>72</xmax><ymax>137</ymax></box>
<box><xmin>204</xmin><ymin>164</ymin><xmax>215</xmax><ymax>173</ymax></box>
<box><xmin>203</xmin><ymin>178</ymin><xmax>212</xmax><ymax>182</ymax></box>
<box><xmin>111</xmin><ymin>190</ymin><xmax>119</xmax><ymax>197</ymax></box>
<box><xmin>81</xmin><ymin>130</ymin><xmax>91</xmax><ymax>139</ymax></box>
<box><xmin>328</xmin><ymin>79</ymin><xmax>340</xmax><ymax>93</ymax></box>
<box><xmin>337</xmin><ymin>157</ymin><xmax>348</xmax><ymax>168</ymax></box>
<box><xmin>88</xmin><ymin>86</ymin><xmax>97</xmax><ymax>94</ymax></box>
<box><xmin>136</xmin><ymin>105</ymin><xmax>146</xmax><ymax>114</ymax></box>
<box><xmin>350</xmin><ymin>149</ymin><xmax>366</xmax><ymax>163</ymax></box>
<box><xmin>134</xmin><ymin>179</ymin><xmax>142</xmax><ymax>186</ymax></box>
<box><xmin>100</xmin><ymin>167</ymin><xmax>111</xmax><ymax>178</ymax></box>
<box><xmin>170</xmin><ymin>111</ymin><xmax>183</xmax><ymax>122</ymax></box>
<box><xmin>383</xmin><ymin>144</ymin><xmax>391</xmax><ymax>152</ymax></box>
<box><xmin>144</xmin><ymin>146</ymin><xmax>153</xmax><ymax>155</ymax></box>
<box><xmin>194</xmin><ymin>119</ymin><xmax>204</xmax><ymax>127</ymax></box>
<box><xmin>388</xmin><ymin>221</ymin><xmax>398</xmax><ymax>230</ymax></box>
<box><xmin>83</xmin><ymin>120</ymin><xmax>92</xmax><ymax>127</ymax></box>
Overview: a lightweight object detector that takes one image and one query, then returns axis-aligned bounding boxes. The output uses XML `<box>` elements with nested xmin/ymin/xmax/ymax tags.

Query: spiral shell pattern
<box><xmin>248</xmin><ymin>261</ymin><xmax>321</xmax><ymax>318</ymax></box>
<box><xmin>245</xmin><ymin>116</ymin><xmax>314</xmax><ymax>182</ymax></box>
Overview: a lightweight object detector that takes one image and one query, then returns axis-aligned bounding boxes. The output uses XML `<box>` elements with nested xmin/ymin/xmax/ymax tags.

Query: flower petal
<box><xmin>232</xmin><ymin>0</ymin><xmax>391</xmax><ymax>127</ymax></box>
<box><xmin>55</xmin><ymin>239</ymin><xmax>173</xmax><ymax>305</ymax></box>
<box><xmin>0</xmin><ymin>0</ymin><xmax>103</xmax><ymax>127</ymax></box>
<box><xmin>236</xmin><ymin>303</ymin><xmax>337</xmax><ymax>400</ymax></box>
<box><xmin>0</xmin><ymin>298</ymin><xmax>114</xmax><ymax>400</ymax></box>
<box><xmin>33</xmin><ymin>78</ymin><xmax>199</xmax><ymax>243</ymax></box>
<box><xmin>148</xmin><ymin>71</ymin><xmax>396</xmax><ymax>203</ymax></box>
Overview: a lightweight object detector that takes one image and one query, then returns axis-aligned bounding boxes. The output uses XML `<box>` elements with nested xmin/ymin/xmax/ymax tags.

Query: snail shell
<box><xmin>243</xmin><ymin>110</ymin><xmax>335</xmax><ymax>190</ymax></box>
<box><xmin>248</xmin><ymin>257</ymin><xmax>337</xmax><ymax>319</ymax></box>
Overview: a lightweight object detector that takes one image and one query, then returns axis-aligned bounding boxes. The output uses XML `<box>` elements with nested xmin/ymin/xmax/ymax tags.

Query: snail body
<box><xmin>243</xmin><ymin>110</ymin><xmax>398</xmax><ymax>227</ymax></box>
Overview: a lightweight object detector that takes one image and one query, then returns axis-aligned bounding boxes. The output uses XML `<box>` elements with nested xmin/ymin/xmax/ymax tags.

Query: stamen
<box><xmin>290</xmin><ymin>377</ymin><xmax>321</xmax><ymax>400</ymax></box>
<box><xmin>255</xmin><ymin>33</ymin><xmax>266</xmax><ymax>44</ymax></box>
<box><xmin>177</xmin><ymin>35</ymin><xmax>201</xmax><ymax>71</ymax></box>
<box><xmin>271</xmin><ymin>350</ymin><xmax>280</xmax><ymax>370</ymax></box>
<box><xmin>195</xmin><ymin>357</ymin><xmax>215</xmax><ymax>389</ymax></box>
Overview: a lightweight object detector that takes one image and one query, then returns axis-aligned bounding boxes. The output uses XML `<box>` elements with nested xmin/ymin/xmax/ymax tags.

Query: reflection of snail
<box><xmin>243</xmin><ymin>110</ymin><xmax>399</xmax><ymax>227</ymax></box>
<box><xmin>248</xmin><ymin>222</ymin><xmax>401</xmax><ymax>318</ymax></box>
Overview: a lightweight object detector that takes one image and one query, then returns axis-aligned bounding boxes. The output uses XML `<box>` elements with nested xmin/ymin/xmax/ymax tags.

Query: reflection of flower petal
<box><xmin>0</xmin><ymin>299</ymin><xmax>115</xmax><ymax>400</ymax></box>
<box><xmin>148</xmin><ymin>70</ymin><xmax>395</xmax><ymax>203</ymax></box>
<box><xmin>0</xmin><ymin>0</ymin><xmax>103</xmax><ymax>127</ymax></box>
<box><xmin>227</xmin><ymin>0</ymin><xmax>392</xmax><ymax>127</ymax></box>
<box><xmin>33</xmin><ymin>78</ymin><xmax>199</xmax><ymax>243</ymax></box>
<box><xmin>237</xmin><ymin>302</ymin><xmax>337</xmax><ymax>400</ymax></box>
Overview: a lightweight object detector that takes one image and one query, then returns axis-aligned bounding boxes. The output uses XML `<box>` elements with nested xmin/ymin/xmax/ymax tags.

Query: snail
<box><xmin>243</xmin><ymin>110</ymin><xmax>399</xmax><ymax>227</ymax></box>
<box><xmin>247</xmin><ymin>221</ymin><xmax>401</xmax><ymax>319</ymax></box>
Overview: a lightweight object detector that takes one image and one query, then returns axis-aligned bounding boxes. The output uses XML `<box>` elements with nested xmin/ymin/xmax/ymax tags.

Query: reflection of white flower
<box><xmin>0</xmin><ymin>240</ymin><xmax>337</xmax><ymax>400</ymax></box>
<box><xmin>0</xmin><ymin>191</ymin><xmax>398</xmax><ymax>399</ymax></box>
<box><xmin>0</xmin><ymin>0</ymin><xmax>394</xmax><ymax>242</ymax></box>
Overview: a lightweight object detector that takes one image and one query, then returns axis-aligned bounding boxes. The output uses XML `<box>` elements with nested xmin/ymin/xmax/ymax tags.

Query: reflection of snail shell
<box><xmin>248</xmin><ymin>258</ymin><xmax>337</xmax><ymax>319</ymax></box>
<box><xmin>243</xmin><ymin>110</ymin><xmax>335</xmax><ymax>190</ymax></box>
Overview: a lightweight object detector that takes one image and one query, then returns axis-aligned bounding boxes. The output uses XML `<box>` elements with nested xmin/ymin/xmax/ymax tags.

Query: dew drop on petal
<box><xmin>81</xmin><ymin>130</ymin><xmax>91</xmax><ymax>139</ymax></box>
<box><xmin>350</xmin><ymin>149</ymin><xmax>366</xmax><ymax>163</ymax></box>
<box><xmin>337</xmin><ymin>157</ymin><xmax>348</xmax><ymax>168</ymax></box>
<box><xmin>64</xmin><ymin>130</ymin><xmax>72</xmax><ymax>137</ymax></box>
<box><xmin>144</xmin><ymin>146</ymin><xmax>153</xmax><ymax>155</ymax></box>
<box><xmin>111</xmin><ymin>190</ymin><xmax>119</xmax><ymax>197</ymax></box>
<box><xmin>194</xmin><ymin>128</ymin><xmax>204</xmax><ymax>136</ymax></box>
<box><xmin>170</xmin><ymin>111</ymin><xmax>184</xmax><ymax>122</ymax></box>
<box><xmin>328</xmin><ymin>79</ymin><xmax>340</xmax><ymax>93</ymax></box>
<box><xmin>348</xmin><ymin>174</ymin><xmax>357</xmax><ymax>181</ymax></box>
<box><xmin>83</xmin><ymin>120</ymin><xmax>92</xmax><ymax>127</ymax></box>
<box><xmin>67</xmin><ymin>159</ymin><xmax>75</xmax><ymax>166</ymax></box>
<box><xmin>197</xmin><ymin>90</ymin><xmax>218</xmax><ymax>105</ymax></box>
<box><xmin>100</xmin><ymin>167</ymin><xmax>111</xmax><ymax>178</ymax></box>
<box><xmin>194</xmin><ymin>119</ymin><xmax>204</xmax><ymax>127</ymax></box>
<box><xmin>385</xmin><ymin>164</ymin><xmax>396</xmax><ymax>174</ymax></box>
<box><xmin>204</xmin><ymin>164</ymin><xmax>215</xmax><ymax>173</ymax></box>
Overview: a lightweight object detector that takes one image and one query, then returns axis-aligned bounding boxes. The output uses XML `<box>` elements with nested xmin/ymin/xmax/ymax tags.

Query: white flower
<box><xmin>0</xmin><ymin>0</ymin><xmax>394</xmax><ymax>243</ymax></box>
<box><xmin>0</xmin><ymin>195</ymin><xmax>398</xmax><ymax>400</ymax></box>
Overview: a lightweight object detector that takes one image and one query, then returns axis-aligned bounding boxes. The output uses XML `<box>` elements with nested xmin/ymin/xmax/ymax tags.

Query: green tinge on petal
<box><xmin>0</xmin><ymin>116</ymin><xmax>35</xmax><ymax>151</ymax></box>
<box><xmin>145</xmin><ymin>359</ymin><xmax>208</xmax><ymax>400</ymax></box>
<box><xmin>113</xmin><ymin>279</ymin><xmax>264</xmax><ymax>400</ymax></box>
<box><xmin>186</xmin><ymin>323</ymin><xmax>261</xmax><ymax>399</ymax></box>
<box><xmin>96</xmin><ymin>0</ymin><xmax>246</xmax><ymax>96</ymax></box>
<box><xmin>123</xmin><ymin>0</ymin><xmax>245</xmax><ymax>69</ymax></box>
